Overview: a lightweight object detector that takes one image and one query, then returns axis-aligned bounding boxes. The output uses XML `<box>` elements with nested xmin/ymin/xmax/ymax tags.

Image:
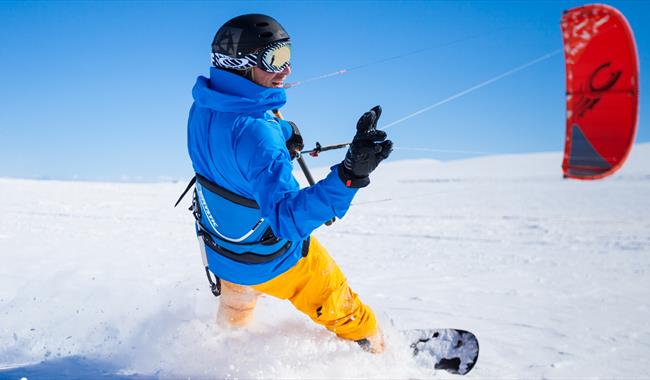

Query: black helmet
<box><xmin>211</xmin><ymin>14</ymin><xmax>290</xmax><ymax>73</ymax></box>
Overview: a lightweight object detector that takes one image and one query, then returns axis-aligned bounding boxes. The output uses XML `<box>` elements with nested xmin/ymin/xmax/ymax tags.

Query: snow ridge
<box><xmin>1</xmin><ymin>144</ymin><xmax>649</xmax><ymax>378</ymax></box>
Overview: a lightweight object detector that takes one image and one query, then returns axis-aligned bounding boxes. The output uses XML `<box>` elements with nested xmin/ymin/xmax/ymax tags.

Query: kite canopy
<box><xmin>561</xmin><ymin>4</ymin><xmax>639</xmax><ymax>180</ymax></box>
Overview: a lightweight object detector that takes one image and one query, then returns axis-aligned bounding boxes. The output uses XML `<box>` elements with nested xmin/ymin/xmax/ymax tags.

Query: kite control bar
<box><xmin>301</xmin><ymin>141</ymin><xmax>351</xmax><ymax>157</ymax></box>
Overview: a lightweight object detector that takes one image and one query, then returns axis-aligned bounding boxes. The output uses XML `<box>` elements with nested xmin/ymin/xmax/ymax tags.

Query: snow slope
<box><xmin>1</xmin><ymin>144</ymin><xmax>649</xmax><ymax>379</ymax></box>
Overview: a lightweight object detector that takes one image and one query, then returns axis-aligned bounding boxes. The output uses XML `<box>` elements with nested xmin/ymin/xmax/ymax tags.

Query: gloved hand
<box><xmin>285</xmin><ymin>121</ymin><xmax>304</xmax><ymax>160</ymax></box>
<box><xmin>339</xmin><ymin>105</ymin><xmax>393</xmax><ymax>188</ymax></box>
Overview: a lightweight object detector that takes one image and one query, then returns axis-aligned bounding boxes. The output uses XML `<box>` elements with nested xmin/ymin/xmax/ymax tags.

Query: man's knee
<box><xmin>217</xmin><ymin>280</ymin><xmax>260</xmax><ymax>327</ymax></box>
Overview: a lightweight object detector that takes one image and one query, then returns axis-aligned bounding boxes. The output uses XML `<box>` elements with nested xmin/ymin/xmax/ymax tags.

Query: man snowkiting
<box><xmin>186</xmin><ymin>14</ymin><xmax>393</xmax><ymax>353</ymax></box>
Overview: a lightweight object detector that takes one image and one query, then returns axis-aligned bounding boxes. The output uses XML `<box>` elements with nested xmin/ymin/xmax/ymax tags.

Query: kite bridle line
<box><xmin>297</xmin><ymin>49</ymin><xmax>563</xmax><ymax>158</ymax></box>
<box><xmin>271</xmin><ymin>50</ymin><xmax>562</xmax><ymax>211</ymax></box>
<box><xmin>284</xmin><ymin>26</ymin><xmax>512</xmax><ymax>89</ymax></box>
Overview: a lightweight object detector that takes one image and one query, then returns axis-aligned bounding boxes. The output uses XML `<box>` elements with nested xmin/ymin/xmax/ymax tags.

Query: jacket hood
<box><xmin>192</xmin><ymin>67</ymin><xmax>287</xmax><ymax>115</ymax></box>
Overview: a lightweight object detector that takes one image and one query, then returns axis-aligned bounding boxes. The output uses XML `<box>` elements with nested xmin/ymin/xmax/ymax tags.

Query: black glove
<box><xmin>285</xmin><ymin>121</ymin><xmax>304</xmax><ymax>160</ymax></box>
<box><xmin>339</xmin><ymin>105</ymin><xmax>393</xmax><ymax>188</ymax></box>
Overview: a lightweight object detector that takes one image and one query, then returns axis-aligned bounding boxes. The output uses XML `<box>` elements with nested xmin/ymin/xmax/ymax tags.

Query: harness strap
<box><xmin>196</xmin><ymin>174</ymin><xmax>259</xmax><ymax>209</ymax></box>
<box><xmin>174</xmin><ymin>176</ymin><xmax>197</xmax><ymax>208</ymax></box>
<box><xmin>175</xmin><ymin>174</ymin><xmax>257</xmax><ymax>209</ymax></box>
<box><xmin>197</xmin><ymin>224</ymin><xmax>292</xmax><ymax>264</ymax></box>
<box><xmin>197</xmin><ymin>224</ymin><xmax>221</xmax><ymax>297</ymax></box>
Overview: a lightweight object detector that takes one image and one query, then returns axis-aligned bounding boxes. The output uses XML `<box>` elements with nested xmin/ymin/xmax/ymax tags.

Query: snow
<box><xmin>1</xmin><ymin>144</ymin><xmax>649</xmax><ymax>379</ymax></box>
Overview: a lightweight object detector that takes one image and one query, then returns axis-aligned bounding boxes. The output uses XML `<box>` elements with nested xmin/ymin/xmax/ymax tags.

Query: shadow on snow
<box><xmin>0</xmin><ymin>356</ymin><xmax>157</xmax><ymax>380</ymax></box>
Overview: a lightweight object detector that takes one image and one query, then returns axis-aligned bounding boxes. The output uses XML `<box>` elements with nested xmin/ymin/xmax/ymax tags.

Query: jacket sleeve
<box><xmin>235</xmin><ymin>119</ymin><xmax>357</xmax><ymax>241</ymax></box>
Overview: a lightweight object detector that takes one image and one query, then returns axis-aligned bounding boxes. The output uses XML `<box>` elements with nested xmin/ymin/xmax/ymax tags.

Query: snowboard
<box><xmin>403</xmin><ymin>328</ymin><xmax>479</xmax><ymax>375</ymax></box>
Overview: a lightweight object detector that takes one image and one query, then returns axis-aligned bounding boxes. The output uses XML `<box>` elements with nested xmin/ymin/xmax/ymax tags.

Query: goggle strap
<box><xmin>211</xmin><ymin>52</ymin><xmax>256</xmax><ymax>71</ymax></box>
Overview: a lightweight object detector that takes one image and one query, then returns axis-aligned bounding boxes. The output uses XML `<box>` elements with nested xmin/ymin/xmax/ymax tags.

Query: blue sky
<box><xmin>1</xmin><ymin>0</ymin><xmax>648</xmax><ymax>181</ymax></box>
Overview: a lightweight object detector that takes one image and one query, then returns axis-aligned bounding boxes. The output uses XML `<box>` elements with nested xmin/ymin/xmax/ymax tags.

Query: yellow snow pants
<box><xmin>218</xmin><ymin>236</ymin><xmax>379</xmax><ymax>342</ymax></box>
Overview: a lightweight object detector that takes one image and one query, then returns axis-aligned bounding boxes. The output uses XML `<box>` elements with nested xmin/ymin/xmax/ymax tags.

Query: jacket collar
<box><xmin>191</xmin><ymin>68</ymin><xmax>286</xmax><ymax>116</ymax></box>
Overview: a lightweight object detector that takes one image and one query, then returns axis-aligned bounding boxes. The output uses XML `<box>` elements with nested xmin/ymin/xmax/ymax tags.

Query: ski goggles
<box><xmin>211</xmin><ymin>40</ymin><xmax>291</xmax><ymax>73</ymax></box>
<box><xmin>258</xmin><ymin>40</ymin><xmax>292</xmax><ymax>73</ymax></box>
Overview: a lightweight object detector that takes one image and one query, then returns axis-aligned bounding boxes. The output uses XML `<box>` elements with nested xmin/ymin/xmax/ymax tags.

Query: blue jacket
<box><xmin>187</xmin><ymin>67</ymin><xmax>357</xmax><ymax>285</ymax></box>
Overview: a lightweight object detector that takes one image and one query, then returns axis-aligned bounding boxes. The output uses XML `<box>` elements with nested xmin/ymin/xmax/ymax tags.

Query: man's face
<box><xmin>251</xmin><ymin>65</ymin><xmax>291</xmax><ymax>88</ymax></box>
